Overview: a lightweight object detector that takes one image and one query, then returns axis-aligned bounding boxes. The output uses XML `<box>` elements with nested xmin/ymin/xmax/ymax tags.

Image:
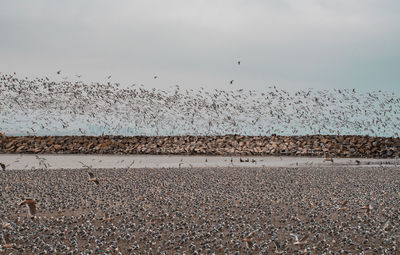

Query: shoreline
<box><xmin>1</xmin><ymin>154</ymin><xmax>398</xmax><ymax>170</ymax></box>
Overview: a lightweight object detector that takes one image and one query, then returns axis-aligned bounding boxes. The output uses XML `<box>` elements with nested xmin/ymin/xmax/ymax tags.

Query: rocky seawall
<box><xmin>1</xmin><ymin>135</ymin><xmax>399</xmax><ymax>158</ymax></box>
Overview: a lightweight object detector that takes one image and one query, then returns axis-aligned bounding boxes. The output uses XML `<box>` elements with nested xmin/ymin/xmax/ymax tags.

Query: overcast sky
<box><xmin>1</xmin><ymin>0</ymin><xmax>399</xmax><ymax>93</ymax></box>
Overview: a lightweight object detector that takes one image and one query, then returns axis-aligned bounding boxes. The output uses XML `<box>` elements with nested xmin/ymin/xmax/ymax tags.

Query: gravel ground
<box><xmin>1</xmin><ymin>166</ymin><xmax>399</xmax><ymax>254</ymax></box>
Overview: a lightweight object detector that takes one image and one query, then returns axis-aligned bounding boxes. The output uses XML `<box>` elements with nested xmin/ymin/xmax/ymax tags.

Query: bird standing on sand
<box><xmin>0</xmin><ymin>163</ymin><xmax>5</xmax><ymax>170</ymax></box>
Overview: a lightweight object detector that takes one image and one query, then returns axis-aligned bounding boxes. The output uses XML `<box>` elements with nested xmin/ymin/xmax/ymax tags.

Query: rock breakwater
<box><xmin>1</xmin><ymin>135</ymin><xmax>399</xmax><ymax>158</ymax></box>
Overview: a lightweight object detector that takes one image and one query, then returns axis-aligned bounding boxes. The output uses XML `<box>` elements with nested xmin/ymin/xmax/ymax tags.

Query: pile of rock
<box><xmin>0</xmin><ymin>135</ymin><xmax>399</xmax><ymax>158</ymax></box>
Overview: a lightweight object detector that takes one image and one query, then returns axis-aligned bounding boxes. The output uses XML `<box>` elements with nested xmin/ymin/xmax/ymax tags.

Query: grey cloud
<box><xmin>0</xmin><ymin>0</ymin><xmax>399</xmax><ymax>92</ymax></box>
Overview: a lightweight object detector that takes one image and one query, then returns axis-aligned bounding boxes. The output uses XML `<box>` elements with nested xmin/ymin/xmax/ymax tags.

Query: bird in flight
<box><xmin>103</xmin><ymin>212</ymin><xmax>111</xmax><ymax>221</ymax></box>
<box><xmin>338</xmin><ymin>200</ymin><xmax>348</xmax><ymax>211</ymax></box>
<box><xmin>291</xmin><ymin>233</ymin><xmax>309</xmax><ymax>245</ymax></box>
<box><xmin>237</xmin><ymin>61</ymin><xmax>241</xmax><ymax>65</ymax></box>
<box><xmin>1</xmin><ymin>232</ymin><xmax>15</xmax><ymax>249</ymax></box>
<box><xmin>20</xmin><ymin>198</ymin><xmax>37</xmax><ymax>219</ymax></box>
<box><xmin>273</xmin><ymin>240</ymin><xmax>284</xmax><ymax>254</ymax></box>
<box><xmin>360</xmin><ymin>204</ymin><xmax>372</xmax><ymax>214</ymax></box>
<box><xmin>242</xmin><ymin>232</ymin><xmax>254</xmax><ymax>248</ymax></box>
<box><xmin>154</xmin><ymin>75</ymin><xmax>158</xmax><ymax>79</ymax></box>
<box><xmin>56</xmin><ymin>70</ymin><xmax>61</xmax><ymax>75</ymax></box>
<box><xmin>230</xmin><ymin>80</ymin><xmax>234</xmax><ymax>85</ymax></box>
<box><xmin>0</xmin><ymin>218</ymin><xmax>10</xmax><ymax>229</ymax></box>
<box><xmin>88</xmin><ymin>172</ymin><xmax>100</xmax><ymax>185</ymax></box>
<box><xmin>107</xmin><ymin>75</ymin><xmax>112</xmax><ymax>79</ymax></box>
<box><xmin>381</xmin><ymin>220</ymin><xmax>390</xmax><ymax>232</ymax></box>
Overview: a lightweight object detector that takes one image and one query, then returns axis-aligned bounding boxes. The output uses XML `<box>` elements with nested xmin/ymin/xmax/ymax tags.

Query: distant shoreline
<box><xmin>1</xmin><ymin>134</ymin><xmax>399</xmax><ymax>158</ymax></box>
<box><xmin>1</xmin><ymin>154</ymin><xmax>398</xmax><ymax>170</ymax></box>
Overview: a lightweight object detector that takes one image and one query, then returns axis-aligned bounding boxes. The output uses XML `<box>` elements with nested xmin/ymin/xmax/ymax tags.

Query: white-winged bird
<box><xmin>20</xmin><ymin>198</ymin><xmax>37</xmax><ymax>219</ymax></box>
<box><xmin>88</xmin><ymin>172</ymin><xmax>100</xmax><ymax>185</ymax></box>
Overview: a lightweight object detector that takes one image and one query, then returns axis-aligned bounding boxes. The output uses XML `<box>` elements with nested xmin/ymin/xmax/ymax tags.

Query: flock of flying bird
<box><xmin>0</xmin><ymin>70</ymin><xmax>399</xmax><ymax>137</ymax></box>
